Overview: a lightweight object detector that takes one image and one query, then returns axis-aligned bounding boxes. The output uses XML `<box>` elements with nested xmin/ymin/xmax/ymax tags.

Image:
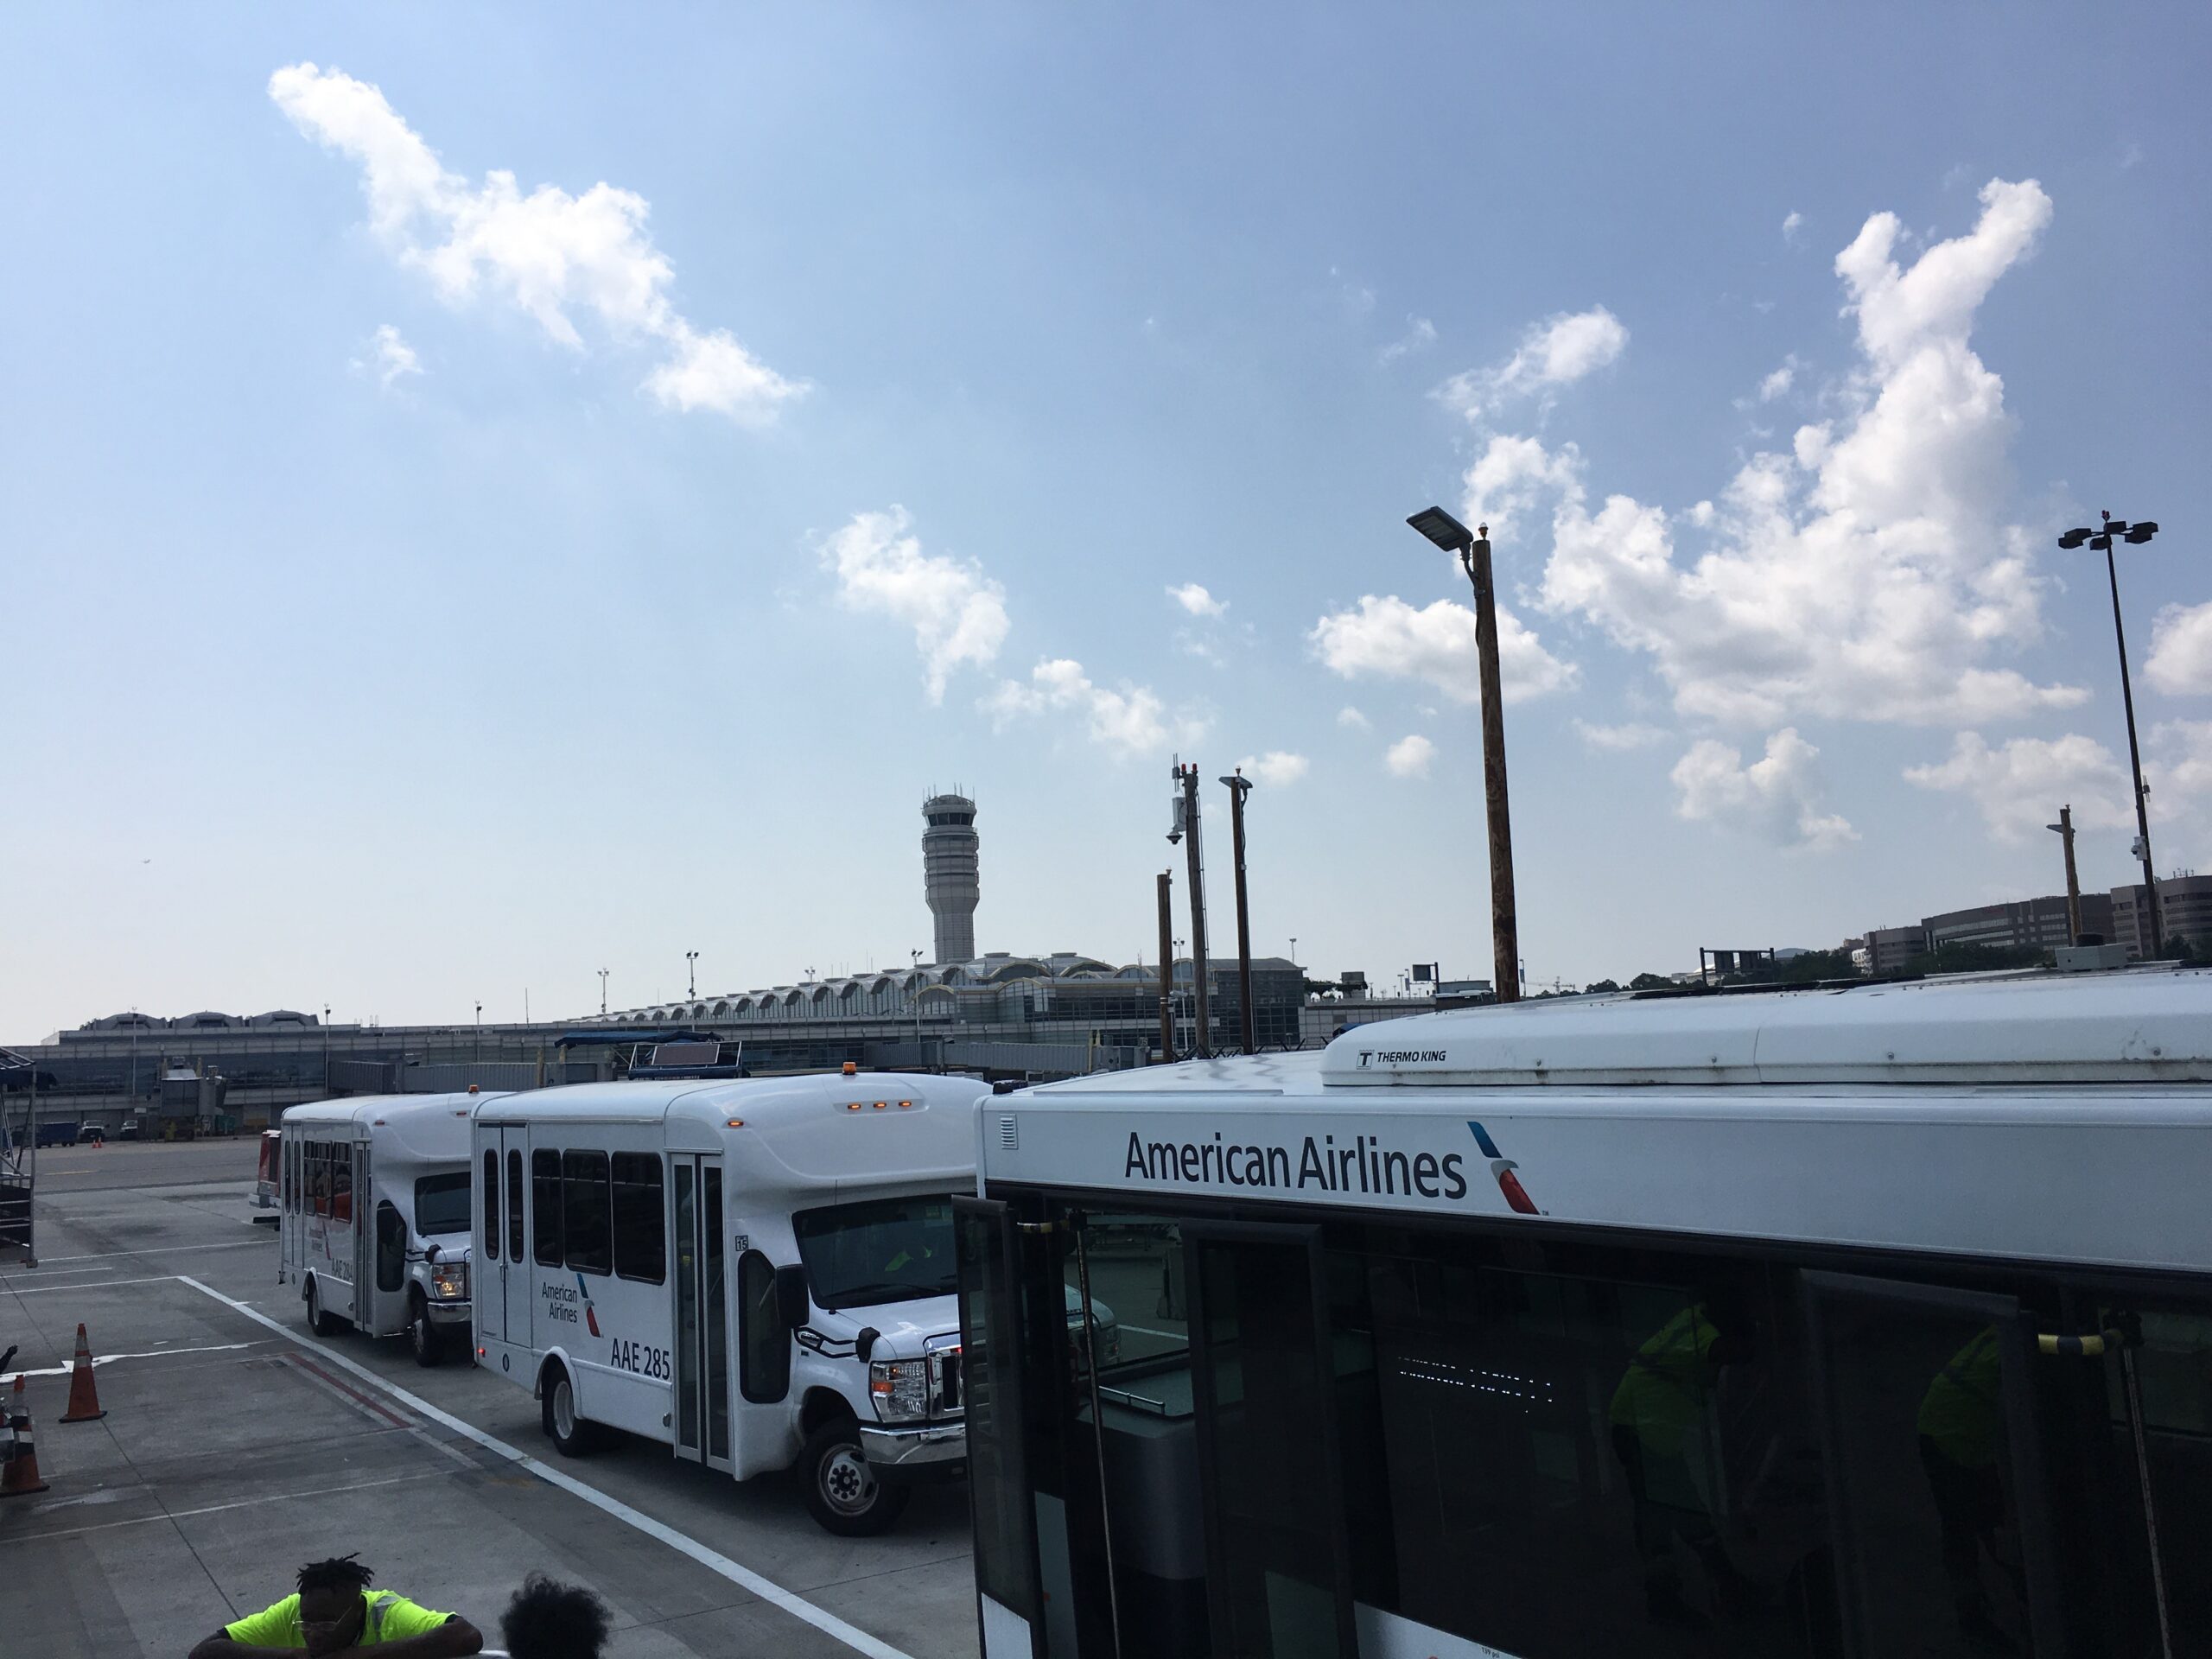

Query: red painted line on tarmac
<box><xmin>285</xmin><ymin>1351</ymin><xmax>413</xmax><ymax>1429</ymax></box>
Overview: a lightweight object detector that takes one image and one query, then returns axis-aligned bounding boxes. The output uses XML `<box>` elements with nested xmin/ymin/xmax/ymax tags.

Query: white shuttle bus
<box><xmin>278</xmin><ymin>1094</ymin><xmax>494</xmax><ymax>1365</ymax></box>
<box><xmin>957</xmin><ymin>969</ymin><xmax>2212</xmax><ymax>1659</ymax></box>
<box><xmin>472</xmin><ymin>1071</ymin><xmax>984</xmax><ymax>1534</ymax></box>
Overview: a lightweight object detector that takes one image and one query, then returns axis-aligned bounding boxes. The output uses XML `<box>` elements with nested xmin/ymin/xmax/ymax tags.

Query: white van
<box><xmin>278</xmin><ymin>1094</ymin><xmax>497</xmax><ymax>1365</ymax></box>
<box><xmin>471</xmin><ymin>1072</ymin><xmax>983</xmax><ymax>1535</ymax></box>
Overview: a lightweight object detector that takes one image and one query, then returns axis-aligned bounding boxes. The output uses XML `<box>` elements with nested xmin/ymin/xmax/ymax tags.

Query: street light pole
<box><xmin>1156</xmin><ymin>870</ymin><xmax>1176</xmax><ymax>1063</ymax></box>
<box><xmin>686</xmin><ymin>951</ymin><xmax>699</xmax><ymax>1001</ymax></box>
<box><xmin>1168</xmin><ymin>763</ymin><xmax>1212</xmax><ymax>1056</ymax></box>
<box><xmin>1408</xmin><ymin>506</ymin><xmax>1522</xmax><ymax>1002</ymax></box>
<box><xmin>2059</xmin><ymin>511</ymin><xmax>2164</xmax><ymax>957</ymax></box>
<box><xmin>2046</xmin><ymin>805</ymin><xmax>2083</xmax><ymax>945</ymax></box>
<box><xmin>1219</xmin><ymin>770</ymin><xmax>1257</xmax><ymax>1054</ymax></box>
<box><xmin>598</xmin><ymin>969</ymin><xmax>608</xmax><ymax>1018</ymax></box>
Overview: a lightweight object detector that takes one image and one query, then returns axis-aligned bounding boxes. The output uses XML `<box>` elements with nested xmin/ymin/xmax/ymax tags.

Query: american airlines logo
<box><xmin>1114</xmin><ymin>1119</ymin><xmax>1539</xmax><ymax>1215</ymax></box>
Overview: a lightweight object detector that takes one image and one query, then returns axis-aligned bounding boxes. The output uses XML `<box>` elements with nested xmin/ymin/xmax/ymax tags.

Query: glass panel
<box><xmin>613</xmin><ymin>1153</ymin><xmax>667</xmax><ymax>1284</ymax></box>
<box><xmin>562</xmin><ymin>1150</ymin><xmax>612</xmax><ymax>1274</ymax></box>
<box><xmin>532</xmin><ymin>1150</ymin><xmax>563</xmax><ymax>1267</ymax></box>
<box><xmin>505</xmin><ymin>1149</ymin><xmax>525</xmax><ymax>1262</ymax></box>
<box><xmin>482</xmin><ymin>1149</ymin><xmax>499</xmax><ymax>1260</ymax></box>
<box><xmin>332</xmin><ymin>1149</ymin><xmax>353</xmax><ymax>1223</ymax></box>
<box><xmin>794</xmin><ymin>1194</ymin><xmax>957</xmax><ymax>1309</ymax></box>
<box><xmin>413</xmin><ymin>1173</ymin><xmax>470</xmax><ymax>1237</ymax></box>
<box><xmin>673</xmin><ymin>1162</ymin><xmax>700</xmax><ymax>1454</ymax></box>
<box><xmin>957</xmin><ymin>1201</ymin><xmax>1038</xmax><ymax>1619</ymax></box>
<box><xmin>1819</xmin><ymin>1299</ymin><xmax>2030</xmax><ymax>1655</ymax></box>
<box><xmin>2113</xmin><ymin>1307</ymin><xmax>2212</xmax><ymax>1649</ymax></box>
<box><xmin>740</xmin><ymin>1250</ymin><xmax>791</xmax><ymax>1403</ymax></box>
<box><xmin>1063</xmin><ymin>1211</ymin><xmax>1182</xmax><ymax>1376</ymax></box>
<box><xmin>704</xmin><ymin>1165</ymin><xmax>729</xmax><ymax>1461</ymax></box>
<box><xmin>375</xmin><ymin>1201</ymin><xmax>406</xmax><ymax>1292</ymax></box>
<box><xmin>1189</xmin><ymin>1235</ymin><xmax>1348</xmax><ymax>1659</ymax></box>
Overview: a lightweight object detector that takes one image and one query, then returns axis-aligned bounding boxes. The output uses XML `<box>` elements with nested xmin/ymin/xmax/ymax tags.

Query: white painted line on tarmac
<box><xmin>1</xmin><ymin>1274</ymin><xmax>184</xmax><ymax>1295</ymax></box>
<box><xmin>179</xmin><ymin>1277</ymin><xmax>921</xmax><ymax>1659</ymax></box>
<box><xmin>38</xmin><ymin>1239</ymin><xmax>270</xmax><ymax>1263</ymax></box>
<box><xmin>2</xmin><ymin>1339</ymin><xmax>268</xmax><ymax>1384</ymax></box>
<box><xmin>0</xmin><ymin>1471</ymin><xmax>447</xmax><ymax>1545</ymax></box>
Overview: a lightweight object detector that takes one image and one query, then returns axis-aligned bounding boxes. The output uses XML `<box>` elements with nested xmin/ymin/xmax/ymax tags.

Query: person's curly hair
<box><xmin>296</xmin><ymin>1556</ymin><xmax>376</xmax><ymax>1598</ymax></box>
<box><xmin>500</xmin><ymin>1573</ymin><xmax>611</xmax><ymax>1659</ymax></box>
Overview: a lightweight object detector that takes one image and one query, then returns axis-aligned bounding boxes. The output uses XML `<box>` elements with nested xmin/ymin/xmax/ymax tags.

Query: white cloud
<box><xmin>1384</xmin><ymin>734</ymin><xmax>1435</xmax><ymax>779</ymax></box>
<box><xmin>1235</xmin><ymin>752</ymin><xmax>1311</xmax><ymax>787</ymax></box>
<box><xmin>819</xmin><ymin>508</ymin><xmax>1008</xmax><ymax>702</ymax></box>
<box><xmin>1337</xmin><ymin>706</ymin><xmax>1370</xmax><ymax>730</ymax></box>
<box><xmin>369</xmin><ymin>323</ymin><xmax>420</xmax><ymax>387</ymax></box>
<box><xmin>1905</xmin><ymin>722</ymin><xmax>2212</xmax><ymax>847</ymax></box>
<box><xmin>1434</xmin><ymin>305</ymin><xmax>1627</xmax><ymax>420</ymax></box>
<box><xmin>1166</xmin><ymin>582</ymin><xmax>1228</xmax><ymax>619</ymax></box>
<box><xmin>1378</xmin><ymin>315</ymin><xmax>1438</xmax><ymax>365</ymax></box>
<box><xmin>1904</xmin><ymin>731</ymin><xmax>2133</xmax><ymax>841</ymax></box>
<box><xmin>1783</xmin><ymin>211</ymin><xmax>1804</xmax><ymax>245</ymax></box>
<box><xmin>270</xmin><ymin>61</ymin><xmax>803</xmax><ymax>423</ymax></box>
<box><xmin>1461</xmin><ymin>433</ymin><xmax>1583</xmax><ymax>546</ymax></box>
<box><xmin>1672</xmin><ymin>728</ymin><xmax>1856</xmax><ymax>850</ymax></box>
<box><xmin>1755</xmin><ymin>355</ymin><xmax>1798</xmax><ymax>403</ymax></box>
<box><xmin>982</xmin><ymin>658</ymin><xmax>1195</xmax><ymax>757</ymax></box>
<box><xmin>1311</xmin><ymin>593</ymin><xmax>1579</xmax><ymax>708</ymax></box>
<box><xmin>1573</xmin><ymin>719</ymin><xmax>1669</xmax><ymax>751</ymax></box>
<box><xmin>1535</xmin><ymin>178</ymin><xmax>2082</xmax><ymax>728</ymax></box>
<box><xmin>2147</xmin><ymin>601</ymin><xmax>2212</xmax><ymax>696</ymax></box>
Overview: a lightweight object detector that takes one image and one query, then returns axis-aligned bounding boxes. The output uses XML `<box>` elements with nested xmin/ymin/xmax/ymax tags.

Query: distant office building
<box><xmin>1924</xmin><ymin>893</ymin><xmax>2113</xmax><ymax>955</ymax></box>
<box><xmin>921</xmin><ymin>792</ymin><xmax>980</xmax><ymax>965</ymax></box>
<box><xmin>1860</xmin><ymin>925</ymin><xmax>1927</xmax><ymax>976</ymax></box>
<box><xmin>2112</xmin><ymin>874</ymin><xmax>2212</xmax><ymax>959</ymax></box>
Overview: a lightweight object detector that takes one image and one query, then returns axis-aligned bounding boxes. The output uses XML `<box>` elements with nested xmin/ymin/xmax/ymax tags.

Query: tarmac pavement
<box><xmin>1</xmin><ymin>1141</ymin><xmax>979</xmax><ymax>1659</ymax></box>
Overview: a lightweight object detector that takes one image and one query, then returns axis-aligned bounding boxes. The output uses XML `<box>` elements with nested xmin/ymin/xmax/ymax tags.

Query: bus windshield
<box><xmin>413</xmin><ymin>1173</ymin><xmax>473</xmax><ymax>1237</ymax></box>
<box><xmin>794</xmin><ymin>1195</ymin><xmax>957</xmax><ymax>1310</ymax></box>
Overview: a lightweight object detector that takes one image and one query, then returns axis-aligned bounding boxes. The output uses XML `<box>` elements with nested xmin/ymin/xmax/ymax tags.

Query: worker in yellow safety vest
<box><xmin>1610</xmin><ymin>1299</ymin><xmax>1757</xmax><ymax>1630</ymax></box>
<box><xmin>1917</xmin><ymin>1326</ymin><xmax>2023</xmax><ymax>1646</ymax></box>
<box><xmin>188</xmin><ymin>1555</ymin><xmax>481</xmax><ymax>1659</ymax></box>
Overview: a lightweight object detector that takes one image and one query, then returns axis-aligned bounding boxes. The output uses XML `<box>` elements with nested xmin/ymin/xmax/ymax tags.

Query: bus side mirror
<box><xmin>773</xmin><ymin>1264</ymin><xmax>810</xmax><ymax>1330</ymax></box>
<box><xmin>425</xmin><ymin>1243</ymin><xmax>442</xmax><ymax>1265</ymax></box>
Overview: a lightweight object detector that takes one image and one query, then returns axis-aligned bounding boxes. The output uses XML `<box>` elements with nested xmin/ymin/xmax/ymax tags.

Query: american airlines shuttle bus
<box><xmin>278</xmin><ymin>1094</ymin><xmax>494</xmax><ymax>1365</ymax></box>
<box><xmin>956</xmin><ymin>969</ymin><xmax>2212</xmax><ymax>1659</ymax></box>
<box><xmin>472</xmin><ymin>1071</ymin><xmax>987</xmax><ymax>1534</ymax></box>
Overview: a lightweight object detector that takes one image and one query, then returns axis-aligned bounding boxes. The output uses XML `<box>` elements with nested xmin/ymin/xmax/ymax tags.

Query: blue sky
<box><xmin>5</xmin><ymin>5</ymin><xmax>2209</xmax><ymax>1034</ymax></box>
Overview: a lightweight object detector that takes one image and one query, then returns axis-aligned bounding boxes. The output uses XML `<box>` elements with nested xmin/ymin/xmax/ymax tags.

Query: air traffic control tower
<box><xmin>922</xmin><ymin>792</ymin><xmax>980</xmax><ymax>965</ymax></box>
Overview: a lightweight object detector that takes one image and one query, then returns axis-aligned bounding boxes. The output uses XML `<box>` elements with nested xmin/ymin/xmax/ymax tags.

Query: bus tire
<box><xmin>541</xmin><ymin>1362</ymin><xmax>594</xmax><ymax>1457</ymax></box>
<box><xmin>800</xmin><ymin>1418</ymin><xmax>910</xmax><ymax>1536</ymax></box>
<box><xmin>407</xmin><ymin>1293</ymin><xmax>444</xmax><ymax>1368</ymax></box>
<box><xmin>304</xmin><ymin>1277</ymin><xmax>341</xmax><ymax>1338</ymax></box>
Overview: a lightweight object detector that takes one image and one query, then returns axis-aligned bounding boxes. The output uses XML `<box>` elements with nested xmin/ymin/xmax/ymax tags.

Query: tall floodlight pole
<box><xmin>2046</xmin><ymin>805</ymin><xmax>2083</xmax><ymax>944</ymax></box>
<box><xmin>1156</xmin><ymin>871</ymin><xmax>1177</xmax><ymax>1062</ymax></box>
<box><xmin>1219</xmin><ymin>770</ymin><xmax>1257</xmax><ymax>1053</ymax></box>
<box><xmin>1167</xmin><ymin>763</ymin><xmax>1212</xmax><ymax>1057</ymax></box>
<box><xmin>2058</xmin><ymin>512</ymin><xmax>2164</xmax><ymax>957</ymax></box>
<box><xmin>598</xmin><ymin>969</ymin><xmax>609</xmax><ymax>1018</ymax></box>
<box><xmin>1408</xmin><ymin>505</ymin><xmax>1522</xmax><ymax>1002</ymax></box>
<box><xmin>686</xmin><ymin>951</ymin><xmax>699</xmax><ymax>1000</ymax></box>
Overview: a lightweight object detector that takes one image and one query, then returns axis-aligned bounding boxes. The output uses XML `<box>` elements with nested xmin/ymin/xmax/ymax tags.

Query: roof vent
<box><xmin>998</xmin><ymin>1115</ymin><xmax>1018</xmax><ymax>1151</ymax></box>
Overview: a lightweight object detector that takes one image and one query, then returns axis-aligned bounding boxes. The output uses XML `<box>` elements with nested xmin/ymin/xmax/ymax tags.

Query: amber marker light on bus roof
<box><xmin>726</xmin><ymin>1118</ymin><xmax>745</xmax><ymax>1128</ymax></box>
<box><xmin>898</xmin><ymin>1100</ymin><xmax>913</xmax><ymax>1109</ymax></box>
<box><xmin>842</xmin><ymin>1061</ymin><xmax>857</xmax><ymax>1076</ymax></box>
<box><xmin>873</xmin><ymin>1101</ymin><xmax>888</xmax><ymax>1109</ymax></box>
<box><xmin>845</xmin><ymin>1102</ymin><xmax>862</xmax><ymax>1111</ymax></box>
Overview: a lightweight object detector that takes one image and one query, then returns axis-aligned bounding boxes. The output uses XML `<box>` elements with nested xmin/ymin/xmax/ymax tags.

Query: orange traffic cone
<box><xmin>60</xmin><ymin>1325</ymin><xmax>106</xmax><ymax>1423</ymax></box>
<box><xmin>2</xmin><ymin>1374</ymin><xmax>50</xmax><ymax>1497</ymax></box>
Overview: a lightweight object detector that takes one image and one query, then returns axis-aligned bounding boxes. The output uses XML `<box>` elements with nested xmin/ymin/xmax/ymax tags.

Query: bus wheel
<box><xmin>304</xmin><ymin>1279</ymin><xmax>340</xmax><ymax>1338</ymax></box>
<box><xmin>407</xmin><ymin>1293</ymin><xmax>443</xmax><ymax>1368</ymax></box>
<box><xmin>801</xmin><ymin>1419</ymin><xmax>910</xmax><ymax>1536</ymax></box>
<box><xmin>541</xmin><ymin>1363</ymin><xmax>594</xmax><ymax>1457</ymax></box>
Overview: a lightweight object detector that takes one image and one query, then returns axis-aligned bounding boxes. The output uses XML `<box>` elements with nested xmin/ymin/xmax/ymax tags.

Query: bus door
<box><xmin>954</xmin><ymin>1197</ymin><xmax>1046</xmax><ymax>1659</ymax></box>
<box><xmin>670</xmin><ymin>1154</ymin><xmax>732</xmax><ymax>1470</ymax></box>
<box><xmin>350</xmin><ymin>1139</ymin><xmax>378</xmax><ymax>1330</ymax></box>
<box><xmin>499</xmin><ymin>1127</ymin><xmax>532</xmax><ymax>1351</ymax></box>
<box><xmin>1802</xmin><ymin>1272</ymin><xmax>2064</xmax><ymax>1658</ymax></box>
<box><xmin>1182</xmin><ymin>1221</ymin><xmax>1357</xmax><ymax>1659</ymax></box>
<box><xmin>475</xmin><ymin>1132</ymin><xmax>504</xmax><ymax>1348</ymax></box>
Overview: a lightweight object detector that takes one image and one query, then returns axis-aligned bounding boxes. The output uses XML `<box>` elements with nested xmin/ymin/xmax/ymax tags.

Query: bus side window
<box><xmin>375</xmin><ymin>1201</ymin><xmax>406</xmax><ymax>1293</ymax></box>
<box><xmin>739</xmin><ymin>1250</ymin><xmax>791</xmax><ymax>1402</ymax></box>
<box><xmin>532</xmin><ymin>1150</ymin><xmax>564</xmax><ymax>1267</ymax></box>
<box><xmin>332</xmin><ymin>1150</ymin><xmax>352</xmax><ymax>1224</ymax></box>
<box><xmin>483</xmin><ymin>1148</ymin><xmax>500</xmax><ymax>1262</ymax></box>
<box><xmin>563</xmin><ymin>1150</ymin><xmax>613</xmax><ymax>1275</ymax></box>
<box><xmin>506</xmin><ymin>1149</ymin><xmax>525</xmax><ymax>1262</ymax></box>
<box><xmin>311</xmin><ymin>1146</ymin><xmax>331</xmax><ymax>1217</ymax></box>
<box><xmin>612</xmin><ymin>1153</ymin><xmax>666</xmax><ymax>1284</ymax></box>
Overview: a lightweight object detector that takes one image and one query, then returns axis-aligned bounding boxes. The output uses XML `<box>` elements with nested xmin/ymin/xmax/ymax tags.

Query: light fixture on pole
<box><xmin>2057</xmin><ymin>511</ymin><xmax>2164</xmax><ymax>957</ymax></box>
<box><xmin>1407</xmin><ymin>505</ymin><xmax>1522</xmax><ymax>1002</ymax></box>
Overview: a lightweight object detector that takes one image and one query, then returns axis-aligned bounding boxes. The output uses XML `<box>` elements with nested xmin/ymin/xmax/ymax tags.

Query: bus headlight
<box><xmin>869</xmin><ymin>1359</ymin><xmax>932</xmax><ymax>1422</ymax></box>
<box><xmin>429</xmin><ymin>1262</ymin><xmax>470</xmax><ymax>1302</ymax></box>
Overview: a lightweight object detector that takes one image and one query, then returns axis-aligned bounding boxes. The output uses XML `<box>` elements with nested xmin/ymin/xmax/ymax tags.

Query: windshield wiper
<box><xmin>828</xmin><ymin>1278</ymin><xmax>956</xmax><ymax>1304</ymax></box>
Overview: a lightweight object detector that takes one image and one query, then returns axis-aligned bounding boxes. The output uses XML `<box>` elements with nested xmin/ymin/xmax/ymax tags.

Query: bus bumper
<box><xmin>426</xmin><ymin>1300</ymin><xmax>473</xmax><ymax>1326</ymax></box>
<box><xmin>859</xmin><ymin>1421</ymin><xmax>966</xmax><ymax>1484</ymax></box>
